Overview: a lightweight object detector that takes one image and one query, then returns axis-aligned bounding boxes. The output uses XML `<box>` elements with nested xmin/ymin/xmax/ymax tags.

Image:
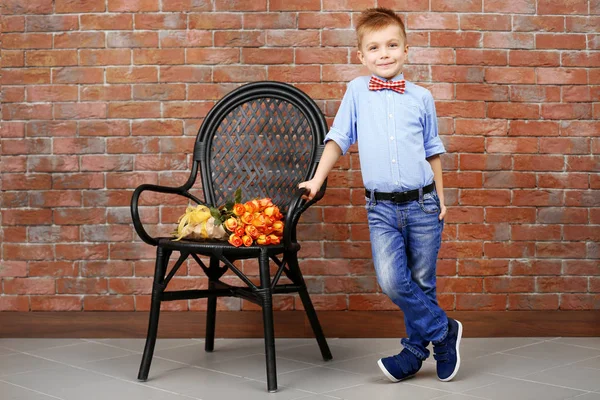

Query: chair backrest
<box><xmin>185</xmin><ymin>82</ymin><xmax>327</xmax><ymax>209</ymax></box>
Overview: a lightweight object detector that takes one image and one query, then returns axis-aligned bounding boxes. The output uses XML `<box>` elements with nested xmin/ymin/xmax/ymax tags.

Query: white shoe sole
<box><xmin>377</xmin><ymin>359</ymin><xmax>416</xmax><ymax>383</ymax></box>
<box><xmin>439</xmin><ymin>319</ymin><xmax>462</xmax><ymax>382</ymax></box>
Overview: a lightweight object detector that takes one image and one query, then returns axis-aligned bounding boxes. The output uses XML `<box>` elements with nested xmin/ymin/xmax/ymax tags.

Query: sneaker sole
<box><xmin>377</xmin><ymin>359</ymin><xmax>415</xmax><ymax>383</ymax></box>
<box><xmin>439</xmin><ymin>319</ymin><xmax>462</xmax><ymax>382</ymax></box>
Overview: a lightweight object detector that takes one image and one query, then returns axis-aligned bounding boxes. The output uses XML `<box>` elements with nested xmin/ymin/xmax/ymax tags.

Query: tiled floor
<box><xmin>0</xmin><ymin>337</ymin><xmax>599</xmax><ymax>400</ymax></box>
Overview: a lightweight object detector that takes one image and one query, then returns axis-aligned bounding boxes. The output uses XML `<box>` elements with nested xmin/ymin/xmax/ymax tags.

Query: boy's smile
<box><xmin>357</xmin><ymin>24</ymin><xmax>408</xmax><ymax>80</ymax></box>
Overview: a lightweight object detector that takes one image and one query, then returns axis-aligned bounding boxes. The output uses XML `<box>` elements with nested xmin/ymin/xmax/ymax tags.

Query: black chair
<box><xmin>130</xmin><ymin>81</ymin><xmax>333</xmax><ymax>392</ymax></box>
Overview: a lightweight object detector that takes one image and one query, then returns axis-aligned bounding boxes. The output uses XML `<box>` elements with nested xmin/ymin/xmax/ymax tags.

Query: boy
<box><xmin>299</xmin><ymin>8</ymin><xmax>462</xmax><ymax>382</ymax></box>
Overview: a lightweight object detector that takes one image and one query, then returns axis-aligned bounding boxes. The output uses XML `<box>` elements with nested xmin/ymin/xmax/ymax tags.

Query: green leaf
<box><xmin>234</xmin><ymin>188</ymin><xmax>242</xmax><ymax>204</ymax></box>
<box><xmin>210</xmin><ymin>207</ymin><xmax>223</xmax><ymax>225</ymax></box>
<box><xmin>224</xmin><ymin>200</ymin><xmax>234</xmax><ymax>211</ymax></box>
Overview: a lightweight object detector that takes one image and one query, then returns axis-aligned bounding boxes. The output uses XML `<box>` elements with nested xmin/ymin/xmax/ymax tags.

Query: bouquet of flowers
<box><xmin>172</xmin><ymin>189</ymin><xmax>285</xmax><ymax>247</ymax></box>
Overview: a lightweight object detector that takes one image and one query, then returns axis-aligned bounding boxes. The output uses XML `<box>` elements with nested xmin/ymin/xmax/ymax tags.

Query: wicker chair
<box><xmin>130</xmin><ymin>81</ymin><xmax>333</xmax><ymax>392</ymax></box>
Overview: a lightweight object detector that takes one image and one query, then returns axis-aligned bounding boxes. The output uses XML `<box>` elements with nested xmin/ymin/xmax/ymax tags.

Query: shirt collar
<box><xmin>373</xmin><ymin>72</ymin><xmax>404</xmax><ymax>82</ymax></box>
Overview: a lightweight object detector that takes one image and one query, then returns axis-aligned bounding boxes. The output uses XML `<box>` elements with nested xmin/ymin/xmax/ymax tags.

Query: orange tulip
<box><xmin>245</xmin><ymin>224</ymin><xmax>260</xmax><ymax>239</ymax></box>
<box><xmin>242</xmin><ymin>235</ymin><xmax>253</xmax><ymax>247</ymax></box>
<box><xmin>228</xmin><ymin>234</ymin><xmax>243</xmax><ymax>247</ymax></box>
<box><xmin>224</xmin><ymin>217</ymin><xmax>238</xmax><ymax>232</ymax></box>
<box><xmin>233</xmin><ymin>203</ymin><xmax>246</xmax><ymax>216</ymax></box>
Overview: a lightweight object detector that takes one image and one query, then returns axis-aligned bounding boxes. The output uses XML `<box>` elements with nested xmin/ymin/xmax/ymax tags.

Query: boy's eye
<box><xmin>369</xmin><ymin>46</ymin><xmax>377</xmax><ymax>51</ymax></box>
<box><xmin>390</xmin><ymin>43</ymin><xmax>398</xmax><ymax>48</ymax></box>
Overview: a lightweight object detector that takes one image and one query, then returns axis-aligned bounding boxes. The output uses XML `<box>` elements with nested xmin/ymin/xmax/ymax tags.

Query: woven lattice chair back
<box><xmin>188</xmin><ymin>82</ymin><xmax>325</xmax><ymax>210</ymax></box>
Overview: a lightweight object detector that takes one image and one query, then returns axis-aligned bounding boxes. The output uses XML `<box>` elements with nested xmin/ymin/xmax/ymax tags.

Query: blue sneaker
<box><xmin>433</xmin><ymin>318</ymin><xmax>463</xmax><ymax>381</ymax></box>
<box><xmin>377</xmin><ymin>348</ymin><xmax>423</xmax><ymax>382</ymax></box>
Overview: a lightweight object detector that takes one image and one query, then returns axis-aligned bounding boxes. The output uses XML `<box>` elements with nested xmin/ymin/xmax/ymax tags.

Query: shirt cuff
<box><xmin>424</xmin><ymin>136</ymin><xmax>446</xmax><ymax>158</ymax></box>
<box><xmin>324</xmin><ymin>127</ymin><xmax>352</xmax><ymax>155</ymax></box>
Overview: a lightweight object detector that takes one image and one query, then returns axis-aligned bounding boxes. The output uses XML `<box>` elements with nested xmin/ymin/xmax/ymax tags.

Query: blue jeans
<box><xmin>366</xmin><ymin>189</ymin><xmax>448</xmax><ymax>360</ymax></box>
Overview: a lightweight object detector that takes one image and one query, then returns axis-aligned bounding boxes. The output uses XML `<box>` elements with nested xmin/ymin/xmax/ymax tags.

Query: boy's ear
<box><xmin>357</xmin><ymin>50</ymin><xmax>366</xmax><ymax>65</ymax></box>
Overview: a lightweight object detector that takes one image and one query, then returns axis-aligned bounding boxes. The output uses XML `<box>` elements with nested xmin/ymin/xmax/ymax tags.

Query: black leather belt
<box><xmin>365</xmin><ymin>182</ymin><xmax>435</xmax><ymax>204</ymax></box>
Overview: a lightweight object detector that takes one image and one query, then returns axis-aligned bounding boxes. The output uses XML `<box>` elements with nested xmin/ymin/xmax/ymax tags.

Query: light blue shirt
<box><xmin>324</xmin><ymin>73</ymin><xmax>446</xmax><ymax>193</ymax></box>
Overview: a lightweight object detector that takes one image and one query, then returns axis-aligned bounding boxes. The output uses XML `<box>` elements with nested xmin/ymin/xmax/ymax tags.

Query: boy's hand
<box><xmin>298</xmin><ymin>179</ymin><xmax>321</xmax><ymax>201</ymax></box>
<box><xmin>439</xmin><ymin>204</ymin><xmax>447</xmax><ymax>220</ymax></box>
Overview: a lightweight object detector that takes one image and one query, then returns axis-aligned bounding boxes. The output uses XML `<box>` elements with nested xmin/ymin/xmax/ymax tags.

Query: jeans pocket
<box><xmin>419</xmin><ymin>194</ymin><xmax>440</xmax><ymax>214</ymax></box>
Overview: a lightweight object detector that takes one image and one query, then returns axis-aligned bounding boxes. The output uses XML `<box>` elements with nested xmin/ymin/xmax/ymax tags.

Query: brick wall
<box><xmin>1</xmin><ymin>0</ymin><xmax>598</xmax><ymax>313</ymax></box>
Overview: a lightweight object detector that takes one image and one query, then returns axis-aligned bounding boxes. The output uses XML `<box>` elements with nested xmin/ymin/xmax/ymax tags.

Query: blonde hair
<box><xmin>356</xmin><ymin>8</ymin><xmax>407</xmax><ymax>49</ymax></box>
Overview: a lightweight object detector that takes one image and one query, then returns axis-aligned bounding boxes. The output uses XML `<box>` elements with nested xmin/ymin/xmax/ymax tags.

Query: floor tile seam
<box><xmin>518</xmin><ymin>353</ymin><xmax>600</xmax><ymax>377</ymax></box>
<box><xmin>82</xmin><ymin>338</ymin><xmax>209</xmax><ymax>353</ymax></box>
<box><xmin>0</xmin><ymin>341</ymin><xmax>86</xmax><ymax>353</ymax></box>
<box><xmin>485</xmin><ymin>372</ymin><xmax>594</xmax><ymax>393</ymax></box>
<box><xmin>5</xmin><ymin>351</ymin><xmax>199</xmax><ymax>399</ymax></box>
<box><xmin>0</xmin><ymin>379</ymin><xmax>66</xmax><ymax>400</ymax></box>
<box><xmin>429</xmin><ymin>392</ymin><xmax>491</xmax><ymax>400</ymax></box>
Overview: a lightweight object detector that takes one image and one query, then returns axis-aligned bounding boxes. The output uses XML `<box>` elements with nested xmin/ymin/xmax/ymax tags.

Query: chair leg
<box><xmin>259</xmin><ymin>249</ymin><xmax>278</xmax><ymax>392</ymax></box>
<box><xmin>289</xmin><ymin>254</ymin><xmax>333</xmax><ymax>361</ymax></box>
<box><xmin>205</xmin><ymin>260</ymin><xmax>218</xmax><ymax>352</ymax></box>
<box><xmin>138</xmin><ymin>247</ymin><xmax>171</xmax><ymax>381</ymax></box>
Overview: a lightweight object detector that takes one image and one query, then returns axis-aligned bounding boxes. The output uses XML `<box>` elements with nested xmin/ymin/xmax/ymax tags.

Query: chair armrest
<box><xmin>130</xmin><ymin>184</ymin><xmax>205</xmax><ymax>246</ymax></box>
<box><xmin>282</xmin><ymin>179</ymin><xmax>327</xmax><ymax>248</ymax></box>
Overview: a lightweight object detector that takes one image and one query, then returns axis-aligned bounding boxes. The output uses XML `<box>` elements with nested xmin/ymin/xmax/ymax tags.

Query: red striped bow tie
<box><xmin>368</xmin><ymin>76</ymin><xmax>406</xmax><ymax>94</ymax></box>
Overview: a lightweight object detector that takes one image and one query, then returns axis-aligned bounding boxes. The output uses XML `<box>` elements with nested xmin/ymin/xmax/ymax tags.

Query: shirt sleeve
<box><xmin>323</xmin><ymin>81</ymin><xmax>357</xmax><ymax>155</ymax></box>
<box><xmin>422</xmin><ymin>91</ymin><xmax>446</xmax><ymax>158</ymax></box>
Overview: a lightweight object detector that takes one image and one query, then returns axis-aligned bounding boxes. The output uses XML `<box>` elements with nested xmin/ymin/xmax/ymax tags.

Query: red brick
<box><xmin>1</xmin><ymin>16</ymin><xmax>25</xmax><ymax>32</ymax></box>
<box><xmin>27</xmin><ymin>155</ymin><xmax>79</xmax><ymax>172</ymax></box>
<box><xmin>187</xmin><ymin>49</ymin><xmax>239</xmax><ymax>64</ymax></box>
<box><xmin>1</xmin><ymin>86</ymin><xmax>25</xmax><ymax>103</ymax></box>
<box><xmin>80</xmin><ymin>14</ymin><xmax>133</xmax><ymax>30</ymax></box>
<box><xmin>54</xmin><ymin>103</ymin><xmax>107</xmax><ymax>120</ymax></box>
<box><xmin>159</xmin><ymin>31</ymin><xmax>211</xmax><ymax>47</ymax></box>
<box><xmin>484</xmin><ymin>172</ymin><xmax>537</xmax><ymax>188</ymax></box>
<box><xmin>432</xmin><ymin>0</ymin><xmax>481</xmax><ymax>11</ymax></box>
<box><xmin>212</xmin><ymin>66</ymin><xmax>267</xmax><ymax>82</ymax></box>
<box><xmin>108</xmin><ymin>0</ymin><xmax>158</xmax><ymax>11</ymax></box>
<box><xmin>242</xmin><ymin>48</ymin><xmax>293</xmax><ymax>65</ymax></box>
<box><xmin>26</xmin><ymin>15</ymin><xmax>79</xmax><ymax>32</ymax></box>
<box><xmin>107</xmin><ymin>67</ymin><xmax>158</xmax><ymax>83</ymax></box>
<box><xmin>107</xmin><ymin>137</ymin><xmax>160</xmax><ymax>154</ymax></box>
<box><xmin>542</xmin><ymin>104</ymin><xmax>592</xmax><ymax>120</ymax></box>
<box><xmin>437</xmin><ymin>101</ymin><xmax>486</xmax><ymax>118</ymax></box>
<box><xmin>161</xmin><ymin>66</ymin><xmax>212</xmax><ymax>82</ymax></box>
<box><xmin>460</xmin><ymin>14</ymin><xmax>511</xmax><ymax>31</ymax></box>
<box><xmin>1</xmin><ymin>51</ymin><xmax>25</xmax><ymax>67</ymax></box>
<box><xmin>215</xmin><ymin>0</ymin><xmax>266</xmax><ymax>10</ymax></box>
<box><xmin>1</xmin><ymin>0</ymin><xmax>53</xmax><ymax>14</ymax></box>
<box><xmin>509</xmin><ymin>294</ymin><xmax>559</xmax><ymax>310</ymax></box>
<box><xmin>214</xmin><ymin>31</ymin><xmax>265</xmax><ymax>47</ymax></box>
<box><xmin>456</xmin><ymin>84</ymin><xmax>509</xmax><ymax>101</ymax></box>
<box><xmin>189</xmin><ymin>13</ymin><xmax>242</xmax><ymax>29</ymax></box>
<box><xmin>456</xmin><ymin>294</ymin><xmax>506</xmax><ymax>310</ymax></box>
<box><xmin>53</xmin><ymin>67</ymin><xmax>104</xmax><ymax>84</ymax></box>
<box><xmin>80</xmin><ymin>49</ymin><xmax>131</xmax><ymax>66</ymax></box>
<box><xmin>460</xmin><ymin>190</ymin><xmax>510</xmax><ymax>205</ymax></box>
<box><xmin>296</xmin><ymin>48</ymin><xmax>348</xmax><ymax>64</ymax></box>
<box><xmin>0</xmin><ymin>296</ymin><xmax>30</xmax><ymax>312</ymax></box>
<box><xmin>27</xmin><ymin>85</ymin><xmax>78</xmax><ymax>102</ymax></box>
<box><xmin>509</xmin><ymin>50</ymin><xmax>560</xmax><ymax>67</ymax></box>
<box><xmin>484</xmin><ymin>277</ymin><xmax>535</xmax><ymax>293</ymax></box>
<box><xmin>132</xmin><ymin>120</ymin><xmax>183</xmax><ymax>136</ymax></box>
<box><xmin>455</xmin><ymin>49</ymin><xmax>507</xmax><ymax>65</ymax></box>
<box><xmin>163</xmin><ymin>102</ymin><xmax>213</xmax><ymax>118</ymax></box>
<box><xmin>560</xmin><ymin>294</ymin><xmax>600</xmax><ymax>310</ymax></box>
<box><xmin>513</xmin><ymin>16</ymin><xmax>564</xmax><ymax>32</ymax></box>
<box><xmin>108</xmin><ymin>102</ymin><xmax>161</xmax><ymax>119</ymax></box>
<box><xmin>484</xmin><ymin>0</ymin><xmax>535</xmax><ymax>13</ymax></box>
<box><xmin>84</xmin><ymin>296</ymin><xmax>135</xmax><ymax>311</ymax></box>
<box><xmin>510</xmin><ymin>86</ymin><xmax>561</xmax><ymax>103</ymax></box>
<box><xmin>55</xmin><ymin>32</ymin><xmax>105</xmax><ymax>48</ymax></box>
<box><xmin>55</xmin><ymin>0</ymin><xmax>105</xmax><ymax>12</ymax></box>
<box><xmin>566</xmin><ymin>16</ymin><xmax>600</xmax><ymax>33</ymax></box>
<box><xmin>80</xmin><ymin>120</ymin><xmax>130</xmax><ymax>136</ymax></box>
<box><xmin>430</xmin><ymin>32</ymin><xmax>482</xmax><ymax>48</ymax></box>
<box><xmin>2</xmin><ymin>33</ymin><xmax>52</xmax><ymax>49</ymax></box>
<box><xmin>488</xmin><ymin>103</ymin><xmax>539</xmax><ymax>119</ymax></box>
<box><xmin>484</xmin><ymin>32</ymin><xmax>534</xmax><ymax>49</ymax></box>
<box><xmin>538</xmin><ymin>0</ymin><xmax>588</xmax><ymax>15</ymax></box>
<box><xmin>537</xmin><ymin>242</ymin><xmax>587</xmax><ymax>259</ymax></box>
<box><xmin>510</xmin><ymin>121</ymin><xmax>559</xmax><ymax>136</ymax></box>
<box><xmin>538</xmin><ymin>68</ymin><xmax>588</xmax><ymax>85</ymax></box>
<box><xmin>3</xmin><ymin>104</ymin><xmax>52</xmax><ymax>120</ymax></box>
<box><xmin>107</xmin><ymin>32</ymin><xmax>158</xmax><ymax>48</ymax></box>
<box><xmin>298</xmin><ymin>12</ymin><xmax>351</xmax><ymax>29</ymax></box>
<box><xmin>80</xmin><ymin>85</ymin><xmax>131</xmax><ymax>101</ymax></box>
<box><xmin>406</xmin><ymin>13</ymin><xmax>459</xmax><ymax>30</ymax></box>
<box><xmin>270</xmin><ymin>66</ymin><xmax>321</xmax><ymax>82</ymax></box>
<box><xmin>31</xmin><ymin>296</ymin><xmax>82</xmax><ymax>311</ymax></box>
<box><xmin>52</xmin><ymin>173</ymin><xmax>104</xmax><ymax>189</ymax></box>
<box><xmin>538</xmin><ymin>173</ymin><xmax>590</xmax><ymax>189</ymax></box>
<box><xmin>485</xmin><ymin>67</ymin><xmax>535</xmax><ymax>84</ymax></box>
<box><xmin>162</xmin><ymin>0</ymin><xmax>212</xmax><ymax>11</ymax></box>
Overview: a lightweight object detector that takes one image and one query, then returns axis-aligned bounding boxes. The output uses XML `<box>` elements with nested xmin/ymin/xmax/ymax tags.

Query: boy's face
<box><xmin>357</xmin><ymin>24</ymin><xmax>408</xmax><ymax>80</ymax></box>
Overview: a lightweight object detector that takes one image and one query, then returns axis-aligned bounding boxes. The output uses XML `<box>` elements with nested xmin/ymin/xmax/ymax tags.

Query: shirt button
<box><xmin>389</xmin><ymin>114</ymin><xmax>393</xmax><ymax>118</ymax></box>
<box><xmin>390</xmin><ymin>136</ymin><xmax>394</xmax><ymax>140</ymax></box>
<box><xmin>387</xmin><ymin>94</ymin><xmax>391</xmax><ymax>98</ymax></box>
<box><xmin>392</xmin><ymin>159</ymin><xmax>396</xmax><ymax>163</ymax></box>
<box><xmin>395</xmin><ymin>181</ymin><xmax>399</xmax><ymax>185</ymax></box>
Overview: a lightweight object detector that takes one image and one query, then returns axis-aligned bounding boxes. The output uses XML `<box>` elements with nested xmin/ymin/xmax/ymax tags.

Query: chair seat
<box><xmin>157</xmin><ymin>237</ymin><xmax>289</xmax><ymax>257</ymax></box>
